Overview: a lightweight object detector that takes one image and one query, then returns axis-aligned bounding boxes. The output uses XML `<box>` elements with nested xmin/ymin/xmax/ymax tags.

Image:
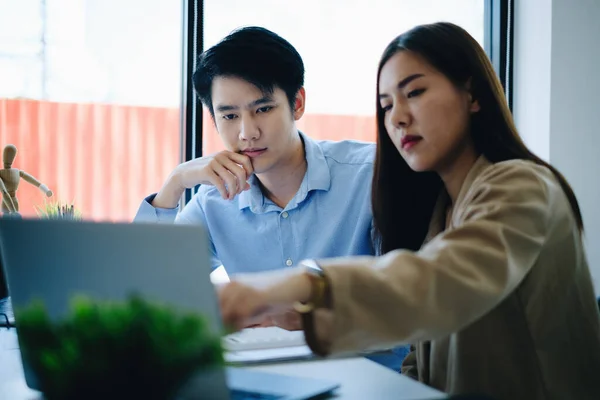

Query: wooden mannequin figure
<box><xmin>0</xmin><ymin>144</ymin><xmax>53</xmax><ymax>215</ymax></box>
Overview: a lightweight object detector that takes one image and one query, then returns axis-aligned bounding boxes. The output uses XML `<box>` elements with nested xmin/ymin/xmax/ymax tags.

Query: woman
<box><xmin>219</xmin><ymin>22</ymin><xmax>600</xmax><ymax>399</ymax></box>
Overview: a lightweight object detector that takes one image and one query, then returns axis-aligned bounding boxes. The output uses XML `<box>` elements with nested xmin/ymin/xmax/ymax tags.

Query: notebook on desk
<box><xmin>0</xmin><ymin>218</ymin><xmax>339</xmax><ymax>400</ymax></box>
<box><xmin>225</xmin><ymin>327</ymin><xmax>306</xmax><ymax>352</ymax></box>
<box><xmin>224</xmin><ymin>326</ymin><xmax>315</xmax><ymax>365</ymax></box>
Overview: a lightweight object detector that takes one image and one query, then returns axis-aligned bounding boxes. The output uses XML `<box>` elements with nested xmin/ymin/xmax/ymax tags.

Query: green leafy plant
<box><xmin>35</xmin><ymin>200</ymin><xmax>82</xmax><ymax>220</ymax></box>
<box><xmin>16</xmin><ymin>295</ymin><xmax>224</xmax><ymax>400</ymax></box>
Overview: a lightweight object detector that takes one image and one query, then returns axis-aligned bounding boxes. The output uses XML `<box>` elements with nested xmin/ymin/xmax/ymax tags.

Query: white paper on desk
<box><xmin>228</xmin><ymin>268</ymin><xmax>304</xmax><ymax>289</ymax></box>
<box><xmin>225</xmin><ymin>345</ymin><xmax>314</xmax><ymax>364</ymax></box>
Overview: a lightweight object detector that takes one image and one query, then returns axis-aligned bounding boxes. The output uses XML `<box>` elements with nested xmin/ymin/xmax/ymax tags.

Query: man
<box><xmin>135</xmin><ymin>26</ymin><xmax>409</xmax><ymax>371</ymax></box>
<box><xmin>135</xmin><ymin>26</ymin><xmax>376</xmax><ymax>276</ymax></box>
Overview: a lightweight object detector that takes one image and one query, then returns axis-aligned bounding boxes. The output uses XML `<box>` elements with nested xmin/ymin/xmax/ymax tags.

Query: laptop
<box><xmin>0</xmin><ymin>217</ymin><xmax>340</xmax><ymax>400</ymax></box>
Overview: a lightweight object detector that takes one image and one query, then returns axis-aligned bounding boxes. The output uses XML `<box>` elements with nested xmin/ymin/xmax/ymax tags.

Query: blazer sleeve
<box><xmin>308</xmin><ymin>162</ymin><xmax>559</xmax><ymax>355</ymax></box>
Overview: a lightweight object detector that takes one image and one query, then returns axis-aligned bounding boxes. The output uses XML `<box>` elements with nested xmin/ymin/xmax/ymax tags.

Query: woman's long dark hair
<box><xmin>372</xmin><ymin>22</ymin><xmax>583</xmax><ymax>255</ymax></box>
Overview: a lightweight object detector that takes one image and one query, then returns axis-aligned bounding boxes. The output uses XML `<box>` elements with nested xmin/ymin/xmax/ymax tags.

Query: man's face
<box><xmin>211</xmin><ymin>76</ymin><xmax>305</xmax><ymax>174</ymax></box>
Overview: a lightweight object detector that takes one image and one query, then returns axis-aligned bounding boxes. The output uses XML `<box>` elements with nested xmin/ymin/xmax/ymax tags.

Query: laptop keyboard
<box><xmin>230</xmin><ymin>389</ymin><xmax>284</xmax><ymax>399</ymax></box>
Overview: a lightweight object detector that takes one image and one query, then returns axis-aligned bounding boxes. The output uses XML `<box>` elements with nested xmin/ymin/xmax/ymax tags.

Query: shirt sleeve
<box><xmin>309</xmin><ymin>162</ymin><xmax>556</xmax><ymax>355</ymax></box>
<box><xmin>133</xmin><ymin>194</ymin><xmax>179</xmax><ymax>223</ymax></box>
<box><xmin>133</xmin><ymin>193</ymin><xmax>222</xmax><ymax>271</ymax></box>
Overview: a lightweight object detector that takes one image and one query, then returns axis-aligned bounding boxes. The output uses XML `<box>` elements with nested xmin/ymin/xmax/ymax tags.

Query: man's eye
<box><xmin>223</xmin><ymin>114</ymin><xmax>237</xmax><ymax>120</ymax></box>
<box><xmin>257</xmin><ymin>106</ymin><xmax>273</xmax><ymax>113</ymax></box>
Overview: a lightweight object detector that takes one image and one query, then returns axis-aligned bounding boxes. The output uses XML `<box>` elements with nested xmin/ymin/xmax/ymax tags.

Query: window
<box><xmin>0</xmin><ymin>0</ymin><xmax>184</xmax><ymax>221</ymax></box>
<box><xmin>0</xmin><ymin>1</ymin><xmax>509</xmax><ymax>219</ymax></box>
<box><xmin>201</xmin><ymin>0</ymin><xmax>485</xmax><ymax>155</ymax></box>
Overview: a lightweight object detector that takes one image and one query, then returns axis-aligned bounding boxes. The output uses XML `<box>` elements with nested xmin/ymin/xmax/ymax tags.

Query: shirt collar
<box><xmin>238</xmin><ymin>131</ymin><xmax>331</xmax><ymax>212</ymax></box>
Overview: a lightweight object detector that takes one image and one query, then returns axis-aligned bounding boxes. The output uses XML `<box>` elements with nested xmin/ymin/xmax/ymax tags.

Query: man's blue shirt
<box><xmin>134</xmin><ymin>133</ymin><xmax>376</xmax><ymax>275</ymax></box>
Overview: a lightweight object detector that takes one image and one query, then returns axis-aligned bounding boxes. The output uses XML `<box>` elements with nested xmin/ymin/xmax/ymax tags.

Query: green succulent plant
<box><xmin>16</xmin><ymin>295</ymin><xmax>224</xmax><ymax>400</ymax></box>
<box><xmin>35</xmin><ymin>200</ymin><xmax>82</xmax><ymax>220</ymax></box>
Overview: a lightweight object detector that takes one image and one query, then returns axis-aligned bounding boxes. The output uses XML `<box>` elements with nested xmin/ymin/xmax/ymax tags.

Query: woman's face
<box><xmin>378</xmin><ymin>50</ymin><xmax>480</xmax><ymax>173</ymax></box>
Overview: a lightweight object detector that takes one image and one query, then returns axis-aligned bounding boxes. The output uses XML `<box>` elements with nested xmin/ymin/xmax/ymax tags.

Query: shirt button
<box><xmin>281</xmin><ymin>211</ymin><xmax>289</xmax><ymax>219</ymax></box>
<box><xmin>286</xmin><ymin>258</ymin><xmax>293</xmax><ymax>266</ymax></box>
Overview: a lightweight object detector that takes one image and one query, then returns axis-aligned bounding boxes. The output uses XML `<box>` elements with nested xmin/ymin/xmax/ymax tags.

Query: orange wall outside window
<box><xmin>0</xmin><ymin>99</ymin><xmax>375</xmax><ymax>221</ymax></box>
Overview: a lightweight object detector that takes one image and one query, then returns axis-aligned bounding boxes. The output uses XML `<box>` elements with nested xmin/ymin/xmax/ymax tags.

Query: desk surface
<box><xmin>0</xmin><ymin>328</ymin><xmax>444</xmax><ymax>399</ymax></box>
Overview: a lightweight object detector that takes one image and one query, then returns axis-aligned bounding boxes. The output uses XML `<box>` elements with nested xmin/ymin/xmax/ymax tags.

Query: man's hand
<box><xmin>152</xmin><ymin>151</ymin><xmax>254</xmax><ymax>209</ymax></box>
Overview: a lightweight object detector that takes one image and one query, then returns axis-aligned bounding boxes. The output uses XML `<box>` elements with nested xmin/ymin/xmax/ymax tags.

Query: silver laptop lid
<box><xmin>0</xmin><ymin>217</ymin><xmax>225</xmax><ymax>391</ymax></box>
<box><xmin>0</xmin><ymin>218</ymin><xmax>220</xmax><ymax>328</ymax></box>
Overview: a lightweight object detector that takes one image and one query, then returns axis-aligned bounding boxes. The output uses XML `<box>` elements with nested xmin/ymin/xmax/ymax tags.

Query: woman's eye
<box><xmin>381</xmin><ymin>104</ymin><xmax>392</xmax><ymax>113</ymax></box>
<box><xmin>407</xmin><ymin>88</ymin><xmax>425</xmax><ymax>99</ymax></box>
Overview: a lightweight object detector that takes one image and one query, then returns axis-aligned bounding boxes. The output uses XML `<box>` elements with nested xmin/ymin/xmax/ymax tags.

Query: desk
<box><xmin>0</xmin><ymin>329</ymin><xmax>445</xmax><ymax>399</ymax></box>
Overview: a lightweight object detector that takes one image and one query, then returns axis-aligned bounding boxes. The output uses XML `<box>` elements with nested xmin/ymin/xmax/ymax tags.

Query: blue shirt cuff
<box><xmin>133</xmin><ymin>194</ymin><xmax>179</xmax><ymax>223</ymax></box>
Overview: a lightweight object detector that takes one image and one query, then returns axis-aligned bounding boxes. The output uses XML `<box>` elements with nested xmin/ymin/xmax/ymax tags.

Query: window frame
<box><xmin>181</xmin><ymin>0</ymin><xmax>204</xmax><ymax>205</ymax></box>
<box><xmin>484</xmin><ymin>0</ymin><xmax>514</xmax><ymax>110</ymax></box>
<box><xmin>181</xmin><ymin>0</ymin><xmax>514</xmax><ymax>205</ymax></box>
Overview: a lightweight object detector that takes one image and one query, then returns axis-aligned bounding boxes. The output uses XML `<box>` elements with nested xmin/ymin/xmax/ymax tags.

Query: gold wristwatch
<box><xmin>293</xmin><ymin>259</ymin><xmax>331</xmax><ymax>314</ymax></box>
<box><xmin>293</xmin><ymin>259</ymin><xmax>332</xmax><ymax>357</ymax></box>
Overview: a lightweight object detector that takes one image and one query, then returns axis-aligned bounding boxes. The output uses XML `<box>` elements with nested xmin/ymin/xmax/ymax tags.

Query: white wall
<box><xmin>513</xmin><ymin>0</ymin><xmax>600</xmax><ymax>291</ymax></box>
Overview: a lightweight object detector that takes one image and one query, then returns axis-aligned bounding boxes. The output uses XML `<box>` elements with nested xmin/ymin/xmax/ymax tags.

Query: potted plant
<box><xmin>35</xmin><ymin>200</ymin><xmax>82</xmax><ymax>220</ymax></box>
<box><xmin>16</xmin><ymin>295</ymin><xmax>224</xmax><ymax>399</ymax></box>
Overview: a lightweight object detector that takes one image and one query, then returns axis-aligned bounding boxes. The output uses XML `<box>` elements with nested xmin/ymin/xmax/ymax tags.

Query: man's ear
<box><xmin>293</xmin><ymin>87</ymin><xmax>306</xmax><ymax>120</ymax></box>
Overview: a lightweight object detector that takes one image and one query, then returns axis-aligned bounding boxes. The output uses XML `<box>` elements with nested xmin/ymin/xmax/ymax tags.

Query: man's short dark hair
<box><xmin>192</xmin><ymin>26</ymin><xmax>305</xmax><ymax>117</ymax></box>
